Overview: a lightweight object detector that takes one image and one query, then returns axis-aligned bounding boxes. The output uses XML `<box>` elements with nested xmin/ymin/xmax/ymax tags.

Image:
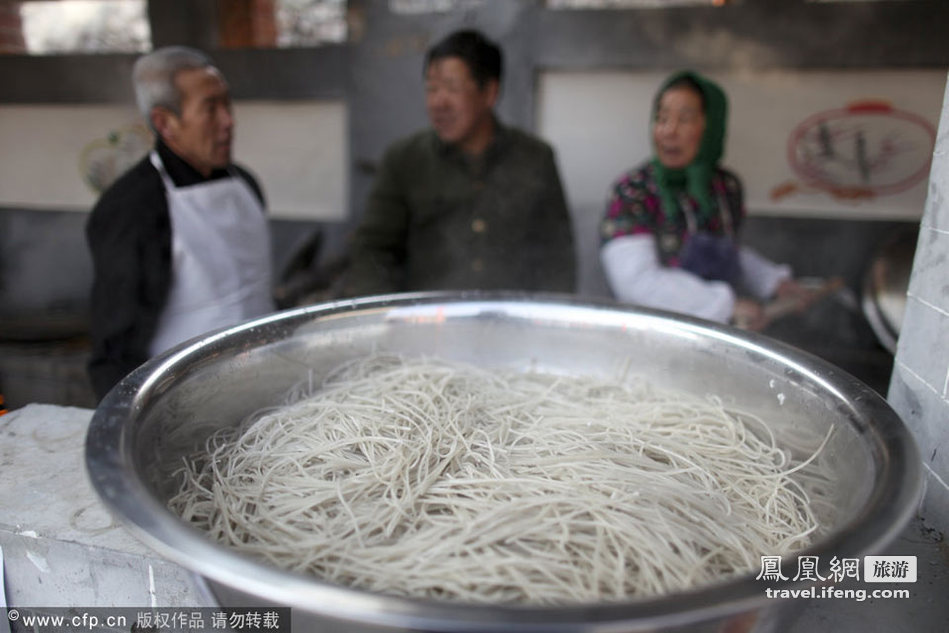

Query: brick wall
<box><xmin>0</xmin><ymin>3</ymin><xmax>25</xmax><ymax>54</ymax></box>
<box><xmin>218</xmin><ymin>0</ymin><xmax>277</xmax><ymax>49</ymax></box>
<box><xmin>888</xmin><ymin>71</ymin><xmax>949</xmax><ymax>534</ymax></box>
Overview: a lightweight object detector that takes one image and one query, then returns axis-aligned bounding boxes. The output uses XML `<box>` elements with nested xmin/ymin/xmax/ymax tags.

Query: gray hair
<box><xmin>132</xmin><ymin>46</ymin><xmax>214</xmax><ymax>123</ymax></box>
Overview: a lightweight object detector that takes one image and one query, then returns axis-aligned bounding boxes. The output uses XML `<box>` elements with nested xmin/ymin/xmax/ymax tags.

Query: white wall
<box><xmin>537</xmin><ymin>69</ymin><xmax>947</xmax><ymax>222</ymax></box>
<box><xmin>234</xmin><ymin>101</ymin><xmax>348</xmax><ymax>220</ymax></box>
<box><xmin>0</xmin><ymin>101</ymin><xmax>347</xmax><ymax>220</ymax></box>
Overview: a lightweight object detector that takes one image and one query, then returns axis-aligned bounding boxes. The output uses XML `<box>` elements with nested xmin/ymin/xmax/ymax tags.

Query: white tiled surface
<box><xmin>889</xmin><ymin>70</ymin><xmax>949</xmax><ymax>535</ymax></box>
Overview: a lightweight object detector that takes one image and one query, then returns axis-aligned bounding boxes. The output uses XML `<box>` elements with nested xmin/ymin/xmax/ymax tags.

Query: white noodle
<box><xmin>168</xmin><ymin>354</ymin><xmax>831</xmax><ymax>605</ymax></box>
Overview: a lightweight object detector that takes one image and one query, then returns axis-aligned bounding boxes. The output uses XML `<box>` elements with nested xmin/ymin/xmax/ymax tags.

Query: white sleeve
<box><xmin>600</xmin><ymin>234</ymin><xmax>736</xmax><ymax>323</ymax></box>
<box><xmin>738</xmin><ymin>246</ymin><xmax>792</xmax><ymax>300</ymax></box>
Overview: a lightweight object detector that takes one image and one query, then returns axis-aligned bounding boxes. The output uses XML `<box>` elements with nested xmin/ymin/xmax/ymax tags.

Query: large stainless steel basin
<box><xmin>85</xmin><ymin>293</ymin><xmax>922</xmax><ymax>633</ymax></box>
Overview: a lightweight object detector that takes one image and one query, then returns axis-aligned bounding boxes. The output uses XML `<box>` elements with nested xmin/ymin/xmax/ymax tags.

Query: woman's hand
<box><xmin>774</xmin><ymin>277</ymin><xmax>844</xmax><ymax>315</ymax></box>
<box><xmin>731</xmin><ymin>298</ymin><xmax>767</xmax><ymax>331</ymax></box>
<box><xmin>774</xmin><ymin>279</ymin><xmax>818</xmax><ymax>312</ymax></box>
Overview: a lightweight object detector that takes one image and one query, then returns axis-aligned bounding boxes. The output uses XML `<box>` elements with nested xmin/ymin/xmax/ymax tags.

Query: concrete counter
<box><xmin>0</xmin><ymin>404</ymin><xmax>204</xmax><ymax>608</ymax></box>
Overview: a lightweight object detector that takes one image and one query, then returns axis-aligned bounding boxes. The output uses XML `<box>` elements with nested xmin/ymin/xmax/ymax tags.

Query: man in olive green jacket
<box><xmin>345</xmin><ymin>29</ymin><xmax>576</xmax><ymax>297</ymax></box>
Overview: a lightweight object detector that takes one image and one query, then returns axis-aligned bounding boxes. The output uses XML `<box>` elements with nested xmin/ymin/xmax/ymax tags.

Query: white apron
<box><xmin>148</xmin><ymin>151</ymin><xmax>274</xmax><ymax>356</ymax></box>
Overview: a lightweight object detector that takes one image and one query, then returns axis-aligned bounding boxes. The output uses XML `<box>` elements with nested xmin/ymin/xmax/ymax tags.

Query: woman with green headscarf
<box><xmin>600</xmin><ymin>70</ymin><xmax>806</xmax><ymax>330</ymax></box>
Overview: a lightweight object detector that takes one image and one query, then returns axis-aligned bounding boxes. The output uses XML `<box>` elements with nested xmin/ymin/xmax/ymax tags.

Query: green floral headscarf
<box><xmin>650</xmin><ymin>70</ymin><xmax>728</xmax><ymax>221</ymax></box>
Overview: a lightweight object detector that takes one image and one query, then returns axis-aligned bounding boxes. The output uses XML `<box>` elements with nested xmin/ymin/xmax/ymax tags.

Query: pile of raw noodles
<box><xmin>168</xmin><ymin>354</ymin><xmax>829</xmax><ymax>605</ymax></box>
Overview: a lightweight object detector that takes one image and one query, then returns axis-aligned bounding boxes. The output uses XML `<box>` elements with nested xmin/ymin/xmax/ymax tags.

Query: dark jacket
<box><xmin>345</xmin><ymin>122</ymin><xmax>576</xmax><ymax>296</ymax></box>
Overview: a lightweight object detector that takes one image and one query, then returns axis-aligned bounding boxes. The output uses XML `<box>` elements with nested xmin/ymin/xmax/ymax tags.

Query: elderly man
<box><xmin>345</xmin><ymin>29</ymin><xmax>576</xmax><ymax>296</ymax></box>
<box><xmin>86</xmin><ymin>46</ymin><xmax>274</xmax><ymax>400</ymax></box>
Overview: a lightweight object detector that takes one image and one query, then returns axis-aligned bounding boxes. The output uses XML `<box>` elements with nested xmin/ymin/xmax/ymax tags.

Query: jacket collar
<box><xmin>155</xmin><ymin>140</ymin><xmax>231</xmax><ymax>188</ymax></box>
<box><xmin>431</xmin><ymin>115</ymin><xmax>510</xmax><ymax>166</ymax></box>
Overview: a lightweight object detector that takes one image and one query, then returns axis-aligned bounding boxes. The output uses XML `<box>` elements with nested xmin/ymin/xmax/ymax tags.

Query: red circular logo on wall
<box><xmin>786</xmin><ymin>101</ymin><xmax>936</xmax><ymax>198</ymax></box>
